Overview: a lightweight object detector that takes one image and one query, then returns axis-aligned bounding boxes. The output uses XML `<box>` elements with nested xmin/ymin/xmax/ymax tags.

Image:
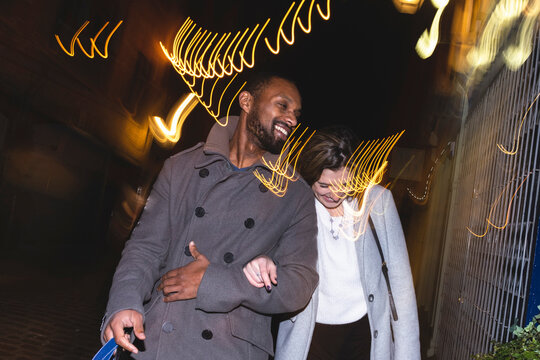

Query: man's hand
<box><xmin>103</xmin><ymin>309</ymin><xmax>145</xmax><ymax>354</ymax></box>
<box><xmin>158</xmin><ymin>241</ymin><xmax>210</xmax><ymax>302</ymax></box>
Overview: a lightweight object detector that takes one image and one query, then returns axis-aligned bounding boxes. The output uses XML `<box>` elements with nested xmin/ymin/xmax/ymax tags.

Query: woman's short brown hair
<box><xmin>297</xmin><ymin>126</ymin><xmax>358</xmax><ymax>186</ymax></box>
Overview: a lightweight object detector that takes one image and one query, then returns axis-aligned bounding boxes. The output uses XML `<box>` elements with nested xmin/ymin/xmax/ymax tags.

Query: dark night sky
<box><xmin>174</xmin><ymin>0</ymin><xmax>441</xmax><ymax>142</ymax></box>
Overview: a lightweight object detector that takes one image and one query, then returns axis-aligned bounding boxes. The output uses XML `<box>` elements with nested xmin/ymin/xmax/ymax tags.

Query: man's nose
<box><xmin>283</xmin><ymin>110</ymin><xmax>298</xmax><ymax>128</ymax></box>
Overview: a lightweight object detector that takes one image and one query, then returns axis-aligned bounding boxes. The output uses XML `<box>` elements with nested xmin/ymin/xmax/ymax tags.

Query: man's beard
<box><xmin>246</xmin><ymin>110</ymin><xmax>287</xmax><ymax>154</ymax></box>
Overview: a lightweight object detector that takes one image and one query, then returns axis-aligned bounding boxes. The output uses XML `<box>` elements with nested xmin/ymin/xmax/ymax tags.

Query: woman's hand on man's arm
<box><xmin>243</xmin><ymin>255</ymin><xmax>278</xmax><ymax>291</ymax></box>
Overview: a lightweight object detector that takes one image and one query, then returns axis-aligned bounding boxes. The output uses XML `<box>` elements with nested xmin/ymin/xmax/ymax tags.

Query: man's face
<box><xmin>246</xmin><ymin>78</ymin><xmax>302</xmax><ymax>154</ymax></box>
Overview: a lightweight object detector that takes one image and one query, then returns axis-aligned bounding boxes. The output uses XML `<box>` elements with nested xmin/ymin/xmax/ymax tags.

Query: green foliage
<box><xmin>472</xmin><ymin>306</ymin><xmax>540</xmax><ymax>359</ymax></box>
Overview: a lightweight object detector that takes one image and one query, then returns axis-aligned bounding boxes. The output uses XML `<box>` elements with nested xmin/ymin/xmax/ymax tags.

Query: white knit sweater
<box><xmin>315</xmin><ymin>199</ymin><xmax>367</xmax><ymax>324</ymax></box>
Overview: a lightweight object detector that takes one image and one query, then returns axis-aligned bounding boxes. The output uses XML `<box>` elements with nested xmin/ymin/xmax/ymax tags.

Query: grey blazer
<box><xmin>274</xmin><ymin>185</ymin><xmax>420</xmax><ymax>360</ymax></box>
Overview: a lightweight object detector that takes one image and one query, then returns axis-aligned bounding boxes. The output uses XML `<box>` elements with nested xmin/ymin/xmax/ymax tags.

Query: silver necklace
<box><xmin>329</xmin><ymin>216</ymin><xmax>343</xmax><ymax>240</ymax></box>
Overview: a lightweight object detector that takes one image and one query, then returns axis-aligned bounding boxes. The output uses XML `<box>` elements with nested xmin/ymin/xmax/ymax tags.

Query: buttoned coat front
<box><xmin>101</xmin><ymin>117</ymin><xmax>319</xmax><ymax>360</ymax></box>
<box><xmin>274</xmin><ymin>185</ymin><xmax>420</xmax><ymax>360</ymax></box>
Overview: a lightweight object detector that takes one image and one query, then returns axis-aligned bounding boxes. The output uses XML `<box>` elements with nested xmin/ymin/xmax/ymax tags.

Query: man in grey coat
<box><xmin>101</xmin><ymin>74</ymin><xmax>319</xmax><ymax>359</ymax></box>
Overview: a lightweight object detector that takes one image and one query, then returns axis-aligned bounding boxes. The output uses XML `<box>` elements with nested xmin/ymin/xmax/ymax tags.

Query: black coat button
<box><xmin>244</xmin><ymin>218</ymin><xmax>255</xmax><ymax>228</ymax></box>
<box><xmin>368</xmin><ymin>294</ymin><xmax>374</xmax><ymax>302</ymax></box>
<box><xmin>259</xmin><ymin>183</ymin><xmax>268</xmax><ymax>192</ymax></box>
<box><xmin>162</xmin><ymin>322</ymin><xmax>174</xmax><ymax>334</ymax></box>
<box><xmin>199</xmin><ymin>168</ymin><xmax>209</xmax><ymax>178</ymax></box>
<box><xmin>373</xmin><ymin>330</ymin><xmax>378</xmax><ymax>338</ymax></box>
<box><xmin>195</xmin><ymin>207</ymin><xmax>205</xmax><ymax>217</ymax></box>
<box><xmin>201</xmin><ymin>329</ymin><xmax>213</xmax><ymax>340</ymax></box>
<box><xmin>223</xmin><ymin>252</ymin><xmax>234</xmax><ymax>263</ymax></box>
<box><xmin>184</xmin><ymin>246</ymin><xmax>192</xmax><ymax>257</ymax></box>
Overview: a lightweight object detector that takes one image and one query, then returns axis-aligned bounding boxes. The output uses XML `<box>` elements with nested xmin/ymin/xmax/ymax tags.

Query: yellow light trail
<box><xmin>415</xmin><ymin>0</ymin><xmax>449</xmax><ymax>59</ymax></box>
<box><xmin>467</xmin><ymin>0</ymin><xmax>530</xmax><ymax>69</ymax></box>
<box><xmin>466</xmin><ymin>172</ymin><xmax>530</xmax><ymax>238</ymax></box>
<box><xmin>328</xmin><ymin>131</ymin><xmax>404</xmax><ymax>198</ymax></box>
<box><xmin>323</xmin><ymin>131</ymin><xmax>404</xmax><ymax>241</ymax></box>
<box><xmin>264</xmin><ymin>0</ymin><xmax>330</xmax><ymax>54</ymax></box>
<box><xmin>503</xmin><ymin>0</ymin><xmax>540</xmax><ymax>70</ymax></box>
<box><xmin>160</xmin><ymin>1</ymin><xmax>331</xmax><ymax>126</ymax></box>
<box><xmin>160</xmin><ymin>17</ymin><xmax>270</xmax><ymax>79</ymax></box>
<box><xmin>497</xmin><ymin>92</ymin><xmax>540</xmax><ymax>155</ymax></box>
<box><xmin>148</xmin><ymin>92</ymin><xmax>198</xmax><ymax>146</ymax></box>
<box><xmin>254</xmin><ymin>125</ymin><xmax>315</xmax><ymax>197</ymax></box>
<box><xmin>182</xmin><ymin>72</ymin><xmax>246</xmax><ymax>126</ymax></box>
<box><xmin>55</xmin><ymin>20</ymin><xmax>123</xmax><ymax>58</ymax></box>
<box><xmin>407</xmin><ymin>142</ymin><xmax>452</xmax><ymax>204</ymax></box>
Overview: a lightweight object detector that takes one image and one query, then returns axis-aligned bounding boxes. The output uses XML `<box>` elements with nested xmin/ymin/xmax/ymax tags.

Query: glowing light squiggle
<box><xmin>160</xmin><ymin>1</ymin><xmax>331</xmax><ymax>125</ymax></box>
<box><xmin>55</xmin><ymin>20</ymin><xmax>123</xmax><ymax>58</ymax></box>
<box><xmin>160</xmin><ymin>17</ymin><xmax>270</xmax><ymax>79</ymax></box>
<box><xmin>330</xmin><ymin>131</ymin><xmax>405</xmax><ymax>197</ymax></box>
<box><xmin>148</xmin><ymin>93</ymin><xmax>198</xmax><ymax>145</ymax></box>
<box><xmin>497</xmin><ymin>92</ymin><xmax>540</xmax><ymax>155</ymax></box>
<box><xmin>182</xmin><ymin>73</ymin><xmax>246</xmax><ymax>127</ymax></box>
<box><xmin>326</xmin><ymin>131</ymin><xmax>405</xmax><ymax>241</ymax></box>
<box><xmin>407</xmin><ymin>141</ymin><xmax>453</xmax><ymax>203</ymax></box>
<box><xmin>254</xmin><ymin>125</ymin><xmax>315</xmax><ymax>197</ymax></box>
<box><xmin>466</xmin><ymin>172</ymin><xmax>530</xmax><ymax>238</ymax></box>
<box><xmin>264</xmin><ymin>0</ymin><xmax>331</xmax><ymax>54</ymax></box>
<box><xmin>503</xmin><ymin>0</ymin><xmax>540</xmax><ymax>70</ymax></box>
<box><xmin>467</xmin><ymin>0</ymin><xmax>530</xmax><ymax>69</ymax></box>
<box><xmin>415</xmin><ymin>0</ymin><xmax>449</xmax><ymax>59</ymax></box>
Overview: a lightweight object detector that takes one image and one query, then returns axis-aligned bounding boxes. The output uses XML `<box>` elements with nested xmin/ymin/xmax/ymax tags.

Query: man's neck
<box><xmin>228</xmin><ymin>116</ymin><xmax>265</xmax><ymax>168</ymax></box>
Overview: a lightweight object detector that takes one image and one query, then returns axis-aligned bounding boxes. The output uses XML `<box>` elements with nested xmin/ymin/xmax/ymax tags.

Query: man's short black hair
<box><xmin>243</xmin><ymin>72</ymin><xmax>299</xmax><ymax>99</ymax></box>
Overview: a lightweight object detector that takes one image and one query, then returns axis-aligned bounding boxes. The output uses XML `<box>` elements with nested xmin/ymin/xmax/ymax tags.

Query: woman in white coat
<box><xmin>243</xmin><ymin>127</ymin><xmax>420</xmax><ymax>360</ymax></box>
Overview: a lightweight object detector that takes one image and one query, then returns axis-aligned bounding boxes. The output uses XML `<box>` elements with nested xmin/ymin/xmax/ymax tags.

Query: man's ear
<box><xmin>239</xmin><ymin>91</ymin><xmax>252</xmax><ymax>113</ymax></box>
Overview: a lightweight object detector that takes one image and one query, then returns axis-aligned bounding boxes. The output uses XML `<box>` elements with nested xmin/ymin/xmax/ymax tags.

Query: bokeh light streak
<box><xmin>160</xmin><ymin>18</ymin><xmax>270</xmax><ymax>79</ymax></box>
<box><xmin>339</xmin><ymin>180</ymin><xmax>387</xmax><ymax>241</ymax></box>
<box><xmin>466</xmin><ymin>0</ymin><xmax>530</xmax><ymax>69</ymax></box>
<box><xmin>179</xmin><ymin>71</ymin><xmax>245</xmax><ymax>126</ymax></box>
<box><xmin>55</xmin><ymin>20</ymin><xmax>123</xmax><ymax>58</ymax></box>
<box><xmin>254</xmin><ymin>126</ymin><xmax>315</xmax><ymax>197</ymax></box>
<box><xmin>466</xmin><ymin>172</ymin><xmax>530</xmax><ymax>238</ymax></box>
<box><xmin>407</xmin><ymin>142</ymin><xmax>452</xmax><ymax>203</ymax></box>
<box><xmin>503</xmin><ymin>0</ymin><xmax>540</xmax><ymax>70</ymax></box>
<box><xmin>497</xmin><ymin>92</ymin><xmax>540</xmax><ymax>155</ymax></box>
<box><xmin>160</xmin><ymin>1</ymin><xmax>331</xmax><ymax>128</ymax></box>
<box><xmin>149</xmin><ymin>93</ymin><xmax>198</xmax><ymax>145</ymax></box>
<box><xmin>330</xmin><ymin>131</ymin><xmax>405</xmax><ymax>197</ymax></box>
<box><xmin>415</xmin><ymin>0</ymin><xmax>449</xmax><ymax>59</ymax></box>
<box><xmin>322</xmin><ymin>132</ymin><xmax>404</xmax><ymax>241</ymax></box>
<box><xmin>265</xmin><ymin>0</ymin><xmax>331</xmax><ymax>54</ymax></box>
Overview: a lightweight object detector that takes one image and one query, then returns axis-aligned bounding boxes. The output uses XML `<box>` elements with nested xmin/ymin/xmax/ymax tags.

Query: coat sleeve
<box><xmin>100</xmin><ymin>158</ymin><xmax>173</xmax><ymax>335</ymax></box>
<box><xmin>382</xmin><ymin>189</ymin><xmax>421</xmax><ymax>360</ymax></box>
<box><xmin>195</xmin><ymin>188</ymin><xmax>319</xmax><ymax>315</ymax></box>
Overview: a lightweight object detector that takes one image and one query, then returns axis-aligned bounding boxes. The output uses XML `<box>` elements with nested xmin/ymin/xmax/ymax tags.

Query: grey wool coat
<box><xmin>101</xmin><ymin>116</ymin><xmax>319</xmax><ymax>360</ymax></box>
<box><xmin>274</xmin><ymin>185</ymin><xmax>420</xmax><ymax>360</ymax></box>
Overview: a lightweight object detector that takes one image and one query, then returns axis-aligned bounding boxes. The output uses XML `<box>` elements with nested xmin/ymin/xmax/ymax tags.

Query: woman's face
<box><xmin>312</xmin><ymin>167</ymin><xmax>349</xmax><ymax>210</ymax></box>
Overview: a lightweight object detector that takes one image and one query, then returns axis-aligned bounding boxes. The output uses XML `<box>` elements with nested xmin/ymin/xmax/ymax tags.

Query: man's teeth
<box><xmin>275</xmin><ymin>125</ymin><xmax>288</xmax><ymax>136</ymax></box>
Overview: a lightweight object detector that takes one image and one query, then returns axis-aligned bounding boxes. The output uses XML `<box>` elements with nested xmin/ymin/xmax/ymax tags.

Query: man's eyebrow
<box><xmin>275</xmin><ymin>93</ymin><xmax>301</xmax><ymax>108</ymax></box>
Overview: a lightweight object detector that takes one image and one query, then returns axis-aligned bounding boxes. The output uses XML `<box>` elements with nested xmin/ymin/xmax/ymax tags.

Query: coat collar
<box><xmin>195</xmin><ymin>115</ymin><xmax>284</xmax><ymax>170</ymax></box>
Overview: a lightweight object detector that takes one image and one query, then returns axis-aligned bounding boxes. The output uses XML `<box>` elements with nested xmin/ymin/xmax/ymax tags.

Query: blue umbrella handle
<box><xmin>92</xmin><ymin>338</ymin><xmax>118</xmax><ymax>360</ymax></box>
